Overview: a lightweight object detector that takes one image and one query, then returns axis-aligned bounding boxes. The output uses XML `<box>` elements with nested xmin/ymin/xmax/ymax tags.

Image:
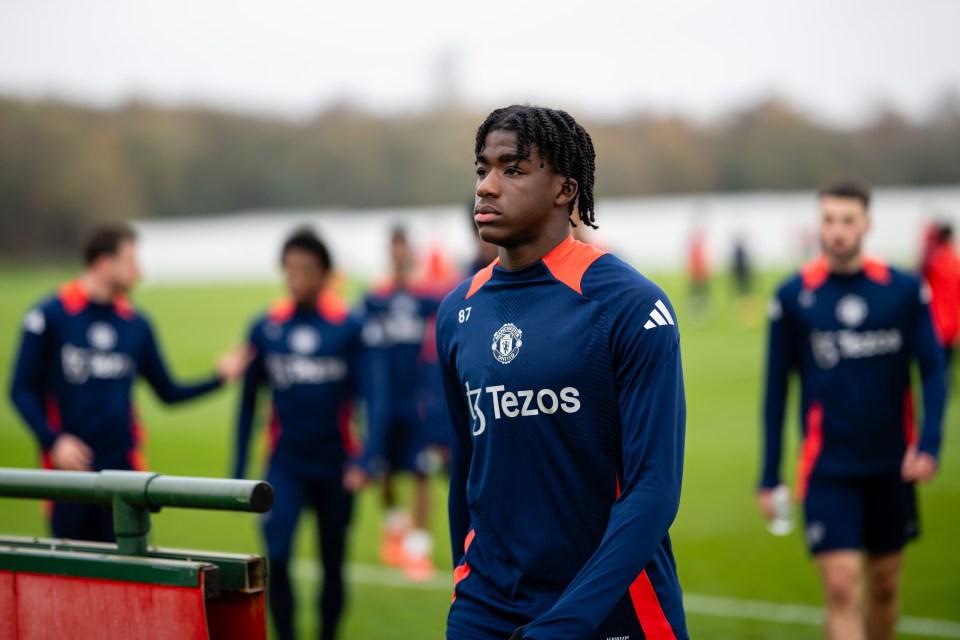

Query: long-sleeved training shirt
<box><xmin>437</xmin><ymin>236</ymin><xmax>688</xmax><ymax>640</ymax></box>
<box><xmin>233</xmin><ymin>294</ymin><xmax>365</xmax><ymax>483</ymax></box>
<box><xmin>761</xmin><ymin>256</ymin><xmax>947</xmax><ymax>493</ymax></box>
<box><xmin>10</xmin><ymin>280</ymin><xmax>221</xmax><ymax>471</ymax></box>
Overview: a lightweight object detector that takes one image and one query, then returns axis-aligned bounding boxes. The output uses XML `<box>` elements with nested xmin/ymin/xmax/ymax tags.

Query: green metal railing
<box><xmin>0</xmin><ymin>469</ymin><xmax>273</xmax><ymax>556</ymax></box>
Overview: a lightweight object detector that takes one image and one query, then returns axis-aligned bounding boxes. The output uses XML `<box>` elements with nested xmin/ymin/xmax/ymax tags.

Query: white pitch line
<box><xmin>291</xmin><ymin>560</ymin><xmax>960</xmax><ymax>638</ymax></box>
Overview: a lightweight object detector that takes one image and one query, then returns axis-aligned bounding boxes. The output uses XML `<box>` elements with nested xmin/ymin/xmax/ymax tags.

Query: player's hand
<box><xmin>216</xmin><ymin>345</ymin><xmax>255</xmax><ymax>383</ymax></box>
<box><xmin>50</xmin><ymin>434</ymin><xmax>93</xmax><ymax>471</ymax></box>
<box><xmin>343</xmin><ymin>465</ymin><xmax>369</xmax><ymax>493</ymax></box>
<box><xmin>756</xmin><ymin>488</ymin><xmax>776</xmax><ymax>521</ymax></box>
<box><xmin>902</xmin><ymin>446</ymin><xmax>938</xmax><ymax>483</ymax></box>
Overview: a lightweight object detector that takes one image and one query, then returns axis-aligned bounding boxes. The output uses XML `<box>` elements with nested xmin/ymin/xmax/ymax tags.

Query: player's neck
<box><xmin>498</xmin><ymin>227</ymin><xmax>571</xmax><ymax>271</ymax></box>
<box><xmin>79</xmin><ymin>272</ymin><xmax>117</xmax><ymax>304</ymax></box>
<box><xmin>827</xmin><ymin>252</ymin><xmax>864</xmax><ymax>275</ymax></box>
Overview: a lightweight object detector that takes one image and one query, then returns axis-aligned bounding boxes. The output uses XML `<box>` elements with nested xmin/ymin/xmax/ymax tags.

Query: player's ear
<box><xmin>555</xmin><ymin>177</ymin><xmax>578</xmax><ymax>208</ymax></box>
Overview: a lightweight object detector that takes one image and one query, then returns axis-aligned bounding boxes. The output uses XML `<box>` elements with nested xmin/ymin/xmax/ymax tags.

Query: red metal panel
<box><xmin>206</xmin><ymin>591</ymin><xmax>267</xmax><ymax>640</ymax></box>
<box><xmin>15</xmin><ymin>572</ymin><xmax>209</xmax><ymax>640</ymax></box>
<box><xmin>0</xmin><ymin>571</ymin><xmax>16</xmax><ymax>640</ymax></box>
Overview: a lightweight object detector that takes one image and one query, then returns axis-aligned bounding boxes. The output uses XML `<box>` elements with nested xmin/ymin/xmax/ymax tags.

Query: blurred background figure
<box><xmin>688</xmin><ymin>221</ymin><xmax>711</xmax><ymax>323</ymax></box>
<box><xmin>731</xmin><ymin>233</ymin><xmax>760</xmax><ymax>325</ymax></box>
<box><xmin>921</xmin><ymin>220</ymin><xmax>960</xmax><ymax>377</ymax></box>
<box><xmin>9</xmin><ymin>223</ymin><xmax>247</xmax><ymax>543</ymax></box>
<box><xmin>360</xmin><ymin>226</ymin><xmax>442</xmax><ymax>582</ymax></box>
<box><xmin>232</xmin><ymin>228</ymin><xmax>367</xmax><ymax>640</ymax></box>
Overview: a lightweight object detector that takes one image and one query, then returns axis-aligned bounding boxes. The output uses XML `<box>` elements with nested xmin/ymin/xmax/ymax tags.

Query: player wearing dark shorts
<box><xmin>233</xmin><ymin>228</ymin><xmax>367</xmax><ymax>640</ymax></box>
<box><xmin>760</xmin><ymin>180</ymin><xmax>947</xmax><ymax>640</ymax></box>
<box><xmin>360</xmin><ymin>227</ymin><xmax>441</xmax><ymax>580</ymax></box>
<box><xmin>10</xmin><ymin>223</ymin><xmax>245</xmax><ymax>542</ymax></box>
<box><xmin>439</xmin><ymin>105</ymin><xmax>687</xmax><ymax>640</ymax></box>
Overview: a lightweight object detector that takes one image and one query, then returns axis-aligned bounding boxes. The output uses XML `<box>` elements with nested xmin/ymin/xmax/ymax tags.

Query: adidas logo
<box><xmin>643</xmin><ymin>300</ymin><xmax>675</xmax><ymax>330</ymax></box>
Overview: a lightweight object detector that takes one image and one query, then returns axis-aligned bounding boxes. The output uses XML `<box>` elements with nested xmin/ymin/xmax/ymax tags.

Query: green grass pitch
<box><xmin>1</xmin><ymin>264</ymin><xmax>957</xmax><ymax>639</ymax></box>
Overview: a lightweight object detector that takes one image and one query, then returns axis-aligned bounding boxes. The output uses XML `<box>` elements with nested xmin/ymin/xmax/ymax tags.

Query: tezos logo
<box><xmin>88</xmin><ymin>322</ymin><xmax>117</xmax><ymax>351</ymax></box>
<box><xmin>492</xmin><ymin>323</ymin><xmax>523</xmax><ymax>364</ymax></box>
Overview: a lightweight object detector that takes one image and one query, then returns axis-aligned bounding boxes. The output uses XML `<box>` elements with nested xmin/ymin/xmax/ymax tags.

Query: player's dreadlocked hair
<box><xmin>475</xmin><ymin>105</ymin><xmax>598</xmax><ymax>229</ymax></box>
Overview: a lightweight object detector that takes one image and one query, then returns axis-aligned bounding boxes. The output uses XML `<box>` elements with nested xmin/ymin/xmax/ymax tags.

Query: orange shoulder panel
<box><xmin>800</xmin><ymin>255</ymin><xmax>830</xmax><ymax>291</ymax></box>
<box><xmin>863</xmin><ymin>256</ymin><xmax>891</xmax><ymax>285</ymax></box>
<box><xmin>318</xmin><ymin>290</ymin><xmax>349</xmax><ymax>325</ymax></box>
<box><xmin>465</xmin><ymin>260</ymin><xmax>498</xmax><ymax>300</ymax></box>
<box><xmin>58</xmin><ymin>280</ymin><xmax>89</xmax><ymax>315</ymax></box>
<box><xmin>267</xmin><ymin>298</ymin><xmax>296</xmax><ymax>323</ymax></box>
<box><xmin>542</xmin><ymin>236</ymin><xmax>607</xmax><ymax>295</ymax></box>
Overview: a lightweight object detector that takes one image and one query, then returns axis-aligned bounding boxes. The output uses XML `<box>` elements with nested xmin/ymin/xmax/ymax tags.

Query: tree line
<box><xmin>1</xmin><ymin>93</ymin><xmax>958</xmax><ymax>256</ymax></box>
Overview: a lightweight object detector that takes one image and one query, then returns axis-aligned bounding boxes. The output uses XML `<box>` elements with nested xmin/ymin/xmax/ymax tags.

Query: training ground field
<box><xmin>1</xmin><ymin>266</ymin><xmax>958</xmax><ymax>639</ymax></box>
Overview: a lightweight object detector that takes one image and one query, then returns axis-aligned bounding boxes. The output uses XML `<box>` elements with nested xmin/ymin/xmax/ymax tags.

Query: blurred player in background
<box><xmin>759</xmin><ymin>180</ymin><xmax>947</xmax><ymax>640</ymax></box>
<box><xmin>439</xmin><ymin>105</ymin><xmax>687</xmax><ymax>640</ymax></box>
<box><xmin>9</xmin><ymin>223</ymin><xmax>247</xmax><ymax>542</ymax></box>
<box><xmin>921</xmin><ymin>221</ymin><xmax>960</xmax><ymax>371</ymax></box>
<box><xmin>232</xmin><ymin>227</ymin><xmax>367</xmax><ymax>640</ymax></box>
<box><xmin>360</xmin><ymin>226</ymin><xmax>442</xmax><ymax>581</ymax></box>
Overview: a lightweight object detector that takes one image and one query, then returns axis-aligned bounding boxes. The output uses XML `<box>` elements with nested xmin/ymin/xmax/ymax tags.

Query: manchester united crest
<box><xmin>491</xmin><ymin>323</ymin><xmax>523</xmax><ymax>364</ymax></box>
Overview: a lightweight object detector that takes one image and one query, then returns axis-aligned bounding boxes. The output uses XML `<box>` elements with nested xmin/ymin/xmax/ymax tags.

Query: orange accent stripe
<box><xmin>267</xmin><ymin>407</ymin><xmax>282</xmax><ymax>458</ymax></box>
<box><xmin>465</xmin><ymin>260</ymin><xmax>497</xmax><ymax>300</ymax></box>
<box><xmin>337</xmin><ymin>399</ymin><xmax>361</xmax><ymax>457</ymax></box>
<box><xmin>451</xmin><ymin>529</ymin><xmax>476</xmax><ymax>603</ymax></box>
<box><xmin>541</xmin><ymin>236</ymin><xmax>607</xmax><ymax>295</ymax></box>
<box><xmin>903</xmin><ymin>389</ymin><xmax>917</xmax><ymax>446</ymax></box>
<box><xmin>127</xmin><ymin>407</ymin><xmax>149</xmax><ymax>471</ymax></box>
<box><xmin>628</xmin><ymin>570</ymin><xmax>677</xmax><ymax>639</ymax></box>
<box><xmin>795</xmin><ymin>402</ymin><xmax>824</xmax><ymax>500</ymax></box>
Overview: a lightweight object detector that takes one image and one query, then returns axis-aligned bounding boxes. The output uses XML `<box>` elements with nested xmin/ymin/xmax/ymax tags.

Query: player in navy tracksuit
<box><xmin>759</xmin><ymin>180</ymin><xmax>947</xmax><ymax>640</ymax></box>
<box><xmin>9</xmin><ymin>224</ymin><xmax>245</xmax><ymax>542</ymax></box>
<box><xmin>438</xmin><ymin>106</ymin><xmax>687</xmax><ymax>640</ymax></box>
<box><xmin>233</xmin><ymin>228</ymin><xmax>367</xmax><ymax>640</ymax></box>
<box><xmin>360</xmin><ymin>226</ymin><xmax>443</xmax><ymax>580</ymax></box>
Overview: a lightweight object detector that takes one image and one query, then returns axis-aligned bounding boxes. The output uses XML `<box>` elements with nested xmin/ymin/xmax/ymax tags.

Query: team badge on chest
<box><xmin>492</xmin><ymin>323</ymin><xmax>523</xmax><ymax>364</ymax></box>
<box><xmin>836</xmin><ymin>294</ymin><xmax>868</xmax><ymax>328</ymax></box>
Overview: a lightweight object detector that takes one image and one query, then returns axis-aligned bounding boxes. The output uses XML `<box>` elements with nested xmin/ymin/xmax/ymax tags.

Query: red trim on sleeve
<box><xmin>266</xmin><ymin>406</ymin><xmax>282</xmax><ymax>458</ymax></box>
<box><xmin>541</xmin><ymin>236</ymin><xmax>607</xmax><ymax>295</ymax></box>
<box><xmin>465</xmin><ymin>260</ymin><xmax>498</xmax><ymax>300</ymax></box>
<box><xmin>795</xmin><ymin>401</ymin><xmax>824</xmax><ymax>500</ymax></box>
<box><xmin>451</xmin><ymin>529</ymin><xmax>476</xmax><ymax>603</ymax></box>
<box><xmin>337</xmin><ymin>399</ymin><xmax>361</xmax><ymax>458</ymax></box>
<box><xmin>628</xmin><ymin>570</ymin><xmax>677</xmax><ymax>639</ymax></box>
<box><xmin>903</xmin><ymin>389</ymin><xmax>917</xmax><ymax>447</ymax></box>
<box><xmin>127</xmin><ymin>407</ymin><xmax>148</xmax><ymax>471</ymax></box>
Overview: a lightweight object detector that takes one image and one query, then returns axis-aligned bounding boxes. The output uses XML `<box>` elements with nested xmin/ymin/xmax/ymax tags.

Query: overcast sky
<box><xmin>1</xmin><ymin>0</ymin><xmax>958</xmax><ymax>124</ymax></box>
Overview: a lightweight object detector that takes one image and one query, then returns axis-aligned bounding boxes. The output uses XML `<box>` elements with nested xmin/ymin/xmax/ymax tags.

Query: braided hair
<box><xmin>475</xmin><ymin>105</ymin><xmax>598</xmax><ymax>229</ymax></box>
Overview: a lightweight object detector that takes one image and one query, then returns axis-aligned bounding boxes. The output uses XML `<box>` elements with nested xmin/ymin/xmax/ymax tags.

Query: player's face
<box><xmin>474</xmin><ymin>130</ymin><xmax>568</xmax><ymax>249</ymax></box>
<box><xmin>820</xmin><ymin>196</ymin><xmax>869</xmax><ymax>263</ymax></box>
<box><xmin>283</xmin><ymin>248</ymin><xmax>326</xmax><ymax>305</ymax></box>
<box><xmin>106</xmin><ymin>239</ymin><xmax>141</xmax><ymax>294</ymax></box>
<box><xmin>391</xmin><ymin>235</ymin><xmax>411</xmax><ymax>274</ymax></box>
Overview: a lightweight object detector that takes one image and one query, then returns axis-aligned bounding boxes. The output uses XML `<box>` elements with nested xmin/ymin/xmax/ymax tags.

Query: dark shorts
<box><xmin>382</xmin><ymin>406</ymin><xmax>433</xmax><ymax>476</ymax></box>
<box><xmin>49</xmin><ymin>501</ymin><xmax>116</xmax><ymax>543</ymax></box>
<box><xmin>803</xmin><ymin>474</ymin><xmax>919</xmax><ymax>556</ymax></box>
